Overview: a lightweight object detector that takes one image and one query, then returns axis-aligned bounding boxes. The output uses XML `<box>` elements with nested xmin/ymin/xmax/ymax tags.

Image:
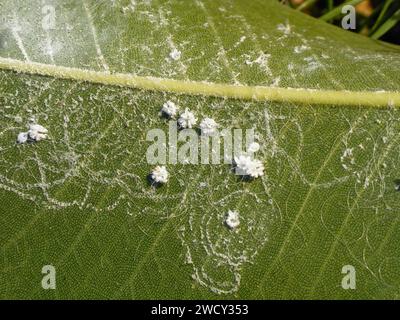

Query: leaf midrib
<box><xmin>1</xmin><ymin>57</ymin><xmax>399</xmax><ymax>108</ymax></box>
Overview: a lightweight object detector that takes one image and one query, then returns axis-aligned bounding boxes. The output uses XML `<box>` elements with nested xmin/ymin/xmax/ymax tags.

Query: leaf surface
<box><xmin>1</xmin><ymin>0</ymin><xmax>400</xmax><ymax>299</ymax></box>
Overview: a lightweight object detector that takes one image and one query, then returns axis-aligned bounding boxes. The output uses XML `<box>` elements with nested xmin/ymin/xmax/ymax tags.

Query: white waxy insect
<box><xmin>225</xmin><ymin>210</ymin><xmax>240</xmax><ymax>229</ymax></box>
<box><xmin>169</xmin><ymin>48</ymin><xmax>181</xmax><ymax>61</ymax></box>
<box><xmin>151</xmin><ymin>165</ymin><xmax>169</xmax><ymax>184</ymax></box>
<box><xmin>28</xmin><ymin>123</ymin><xmax>48</xmax><ymax>141</ymax></box>
<box><xmin>246</xmin><ymin>158</ymin><xmax>264</xmax><ymax>178</ymax></box>
<box><xmin>178</xmin><ymin>108</ymin><xmax>197</xmax><ymax>129</ymax></box>
<box><xmin>199</xmin><ymin>117</ymin><xmax>218</xmax><ymax>136</ymax></box>
<box><xmin>17</xmin><ymin>132</ymin><xmax>28</xmax><ymax>144</ymax></box>
<box><xmin>161</xmin><ymin>101</ymin><xmax>178</xmax><ymax>118</ymax></box>
<box><xmin>234</xmin><ymin>154</ymin><xmax>264</xmax><ymax>178</ymax></box>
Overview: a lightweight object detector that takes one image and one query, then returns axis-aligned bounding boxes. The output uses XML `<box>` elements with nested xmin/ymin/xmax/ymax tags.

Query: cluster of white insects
<box><xmin>14</xmin><ymin>100</ymin><xmax>265</xmax><ymax>230</ymax></box>
<box><xmin>155</xmin><ymin>100</ymin><xmax>266</xmax><ymax>229</ymax></box>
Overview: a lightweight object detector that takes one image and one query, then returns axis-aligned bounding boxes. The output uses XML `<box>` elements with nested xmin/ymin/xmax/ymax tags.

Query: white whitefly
<box><xmin>234</xmin><ymin>154</ymin><xmax>264</xmax><ymax>178</ymax></box>
<box><xmin>161</xmin><ymin>100</ymin><xmax>178</xmax><ymax>118</ymax></box>
<box><xmin>17</xmin><ymin>132</ymin><xmax>28</xmax><ymax>144</ymax></box>
<box><xmin>248</xmin><ymin>142</ymin><xmax>260</xmax><ymax>153</ymax></box>
<box><xmin>225</xmin><ymin>210</ymin><xmax>240</xmax><ymax>229</ymax></box>
<box><xmin>245</xmin><ymin>158</ymin><xmax>264</xmax><ymax>178</ymax></box>
<box><xmin>28</xmin><ymin>123</ymin><xmax>48</xmax><ymax>141</ymax></box>
<box><xmin>178</xmin><ymin>108</ymin><xmax>197</xmax><ymax>129</ymax></box>
<box><xmin>169</xmin><ymin>48</ymin><xmax>181</xmax><ymax>61</ymax></box>
<box><xmin>234</xmin><ymin>155</ymin><xmax>251</xmax><ymax>175</ymax></box>
<box><xmin>199</xmin><ymin>117</ymin><xmax>218</xmax><ymax>136</ymax></box>
<box><xmin>151</xmin><ymin>166</ymin><xmax>169</xmax><ymax>184</ymax></box>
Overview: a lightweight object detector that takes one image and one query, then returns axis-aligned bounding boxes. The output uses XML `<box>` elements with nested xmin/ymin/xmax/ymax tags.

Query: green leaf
<box><xmin>0</xmin><ymin>0</ymin><xmax>400</xmax><ymax>299</ymax></box>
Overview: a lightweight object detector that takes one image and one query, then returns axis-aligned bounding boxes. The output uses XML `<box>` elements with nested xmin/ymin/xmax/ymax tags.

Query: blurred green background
<box><xmin>280</xmin><ymin>0</ymin><xmax>400</xmax><ymax>45</ymax></box>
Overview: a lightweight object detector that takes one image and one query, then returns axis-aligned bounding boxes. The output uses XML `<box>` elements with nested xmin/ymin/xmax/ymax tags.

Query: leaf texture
<box><xmin>0</xmin><ymin>0</ymin><xmax>400</xmax><ymax>299</ymax></box>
